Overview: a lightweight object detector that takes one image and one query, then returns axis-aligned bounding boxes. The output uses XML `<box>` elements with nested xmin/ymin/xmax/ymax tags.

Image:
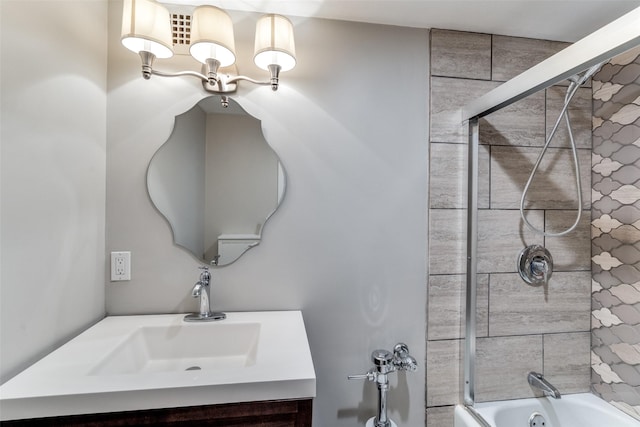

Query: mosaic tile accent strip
<box><xmin>592</xmin><ymin>45</ymin><xmax>640</xmax><ymax>421</ymax></box>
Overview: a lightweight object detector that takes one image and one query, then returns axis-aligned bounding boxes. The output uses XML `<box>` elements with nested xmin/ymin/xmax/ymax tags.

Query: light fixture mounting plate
<box><xmin>202</xmin><ymin>73</ymin><xmax>238</xmax><ymax>94</ymax></box>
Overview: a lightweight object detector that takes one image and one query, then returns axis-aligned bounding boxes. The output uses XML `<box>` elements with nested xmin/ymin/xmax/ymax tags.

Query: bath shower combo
<box><xmin>457</xmin><ymin>5</ymin><xmax>640</xmax><ymax>427</ymax></box>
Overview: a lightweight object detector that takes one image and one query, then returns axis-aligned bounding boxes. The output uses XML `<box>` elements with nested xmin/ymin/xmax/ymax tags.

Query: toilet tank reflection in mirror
<box><xmin>147</xmin><ymin>96</ymin><xmax>285</xmax><ymax>266</ymax></box>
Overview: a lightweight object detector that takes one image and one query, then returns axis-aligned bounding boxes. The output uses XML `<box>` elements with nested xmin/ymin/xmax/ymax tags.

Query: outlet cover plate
<box><xmin>111</xmin><ymin>251</ymin><xmax>131</xmax><ymax>281</ymax></box>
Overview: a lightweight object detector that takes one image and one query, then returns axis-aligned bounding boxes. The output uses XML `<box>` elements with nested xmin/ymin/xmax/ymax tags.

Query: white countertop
<box><xmin>0</xmin><ymin>311</ymin><xmax>316</xmax><ymax>421</ymax></box>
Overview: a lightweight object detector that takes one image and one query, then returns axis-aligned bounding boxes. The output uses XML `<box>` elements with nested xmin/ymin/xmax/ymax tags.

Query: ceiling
<box><xmin>164</xmin><ymin>0</ymin><xmax>640</xmax><ymax>42</ymax></box>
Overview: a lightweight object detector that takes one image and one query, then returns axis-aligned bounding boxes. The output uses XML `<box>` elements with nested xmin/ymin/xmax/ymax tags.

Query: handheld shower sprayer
<box><xmin>520</xmin><ymin>62</ymin><xmax>603</xmax><ymax>237</ymax></box>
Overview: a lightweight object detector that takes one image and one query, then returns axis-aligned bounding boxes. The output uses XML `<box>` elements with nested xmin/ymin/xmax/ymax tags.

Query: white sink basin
<box><xmin>90</xmin><ymin>322</ymin><xmax>261</xmax><ymax>375</ymax></box>
<box><xmin>0</xmin><ymin>311</ymin><xmax>315</xmax><ymax>421</ymax></box>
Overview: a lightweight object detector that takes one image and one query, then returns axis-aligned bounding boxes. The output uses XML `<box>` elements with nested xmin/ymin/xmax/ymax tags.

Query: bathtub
<box><xmin>454</xmin><ymin>393</ymin><xmax>640</xmax><ymax>427</ymax></box>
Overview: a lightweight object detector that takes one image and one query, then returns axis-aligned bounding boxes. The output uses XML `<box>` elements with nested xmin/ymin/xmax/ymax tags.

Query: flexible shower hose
<box><xmin>520</xmin><ymin>63</ymin><xmax>601</xmax><ymax>237</ymax></box>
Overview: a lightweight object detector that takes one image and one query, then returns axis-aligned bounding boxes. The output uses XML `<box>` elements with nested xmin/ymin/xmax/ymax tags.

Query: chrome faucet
<box><xmin>518</xmin><ymin>245</ymin><xmax>553</xmax><ymax>285</ymax></box>
<box><xmin>184</xmin><ymin>266</ymin><xmax>226</xmax><ymax>322</ymax></box>
<box><xmin>528</xmin><ymin>372</ymin><xmax>561</xmax><ymax>399</ymax></box>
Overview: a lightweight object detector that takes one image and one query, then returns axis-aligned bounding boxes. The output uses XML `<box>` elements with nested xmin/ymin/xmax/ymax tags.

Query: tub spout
<box><xmin>528</xmin><ymin>372</ymin><xmax>561</xmax><ymax>399</ymax></box>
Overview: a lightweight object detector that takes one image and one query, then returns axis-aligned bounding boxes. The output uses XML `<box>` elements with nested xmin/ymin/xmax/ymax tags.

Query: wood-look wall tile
<box><xmin>492</xmin><ymin>35</ymin><xmax>569</xmax><ymax>82</ymax></box>
<box><xmin>431</xmin><ymin>77</ymin><xmax>500</xmax><ymax>143</ymax></box>
<box><xmin>431</xmin><ymin>29</ymin><xmax>492</xmax><ymax>80</ymax></box>
<box><xmin>426</xmin><ymin>405</ymin><xmax>455</xmax><ymax>427</ymax></box>
<box><xmin>476</xmin><ymin>335</ymin><xmax>543</xmax><ymax>402</ymax></box>
<box><xmin>489</xmin><ymin>272</ymin><xmax>592</xmax><ymax>336</ymax></box>
<box><xmin>546</xmin><ymin>86</ymin><xmax>593</xmax><ymax>149</ymax></box>
<box><xmin>477</xmin><ymin>209</ymin><xmax>544</xmax><ymax>274</ymax></box>
<box><xmin>490</xmin><ymin>146</ymin><xmax>591</xmax><ymax>210</ymax></box>
<box><xmin>481</xmin><ymin>90</ymin><xmax>546</xmax><ymax>147</ymax></box>
<box><xmin>428</xmin><ymin>274</ymin><xmax>489</xmax><ymax>340</ymax></box>
<box><xmin>544</xmin><ymin>210</ymin><xmax>592</xmax><ymax>271</ymax></box>
<box><xmin>429</xmin><ymin>209</ymin><xmax>466</xmax><ymax>275</ymax></box>
<box><xmin>426</xmin><ymin>339</ymin><xmax>462</xmax><ymax>406</ymax></box>
<box><xmin>430</xmin><ymin>143</ymin><xmax>490</xmax><ymax>209</ymax></box>
<box><xmin>544</xmin><ymin>332</ymin><xmax>591</xmax><ymax>394</ymax></box>
<box><xmin>478</xmin><ymin>145</ymin><xmax>490</xmax><ymax>209</ymax></box>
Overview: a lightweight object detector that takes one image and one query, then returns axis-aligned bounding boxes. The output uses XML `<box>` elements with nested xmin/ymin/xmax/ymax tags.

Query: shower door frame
<box><xmin>461</xmin><ymin>5</ymin><xmax>640</xmax><ymax>409</ymax></box>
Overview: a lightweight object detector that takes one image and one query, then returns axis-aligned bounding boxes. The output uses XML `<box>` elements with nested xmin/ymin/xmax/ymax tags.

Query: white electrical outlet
<box><xmin>111</xmin><ymin>251</ymin><xmax>131</xmax><ymax>281</ymax></box>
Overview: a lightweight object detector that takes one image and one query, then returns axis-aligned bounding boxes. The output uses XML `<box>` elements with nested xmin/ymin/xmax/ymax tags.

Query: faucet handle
<box><xmin>198</xmin><ymin>266</ymin><xmax>210</xmax><ymax>283</ymax></box>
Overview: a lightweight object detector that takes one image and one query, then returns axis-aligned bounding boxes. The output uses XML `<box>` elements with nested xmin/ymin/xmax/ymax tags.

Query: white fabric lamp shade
<box><xmin>121</xmin><ymin>0</ymin><xmax>173</xmax><ymax>59</ymax></box>
<box><xmin>254</xmin><ymin>14</ymin><xmax>296</xmax><ymax>72</ymax></box>
<box><xmin>189</xmin><ymin>6</ymin><xmax>236</xmax><ymax>67</ymax></box>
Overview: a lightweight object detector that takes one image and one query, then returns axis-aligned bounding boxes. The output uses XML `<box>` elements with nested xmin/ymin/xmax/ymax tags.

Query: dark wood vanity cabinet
<box><xmin>1</xmin><ymin>398</ymin><xmax>312</xmax><ymax>427</ymax></box>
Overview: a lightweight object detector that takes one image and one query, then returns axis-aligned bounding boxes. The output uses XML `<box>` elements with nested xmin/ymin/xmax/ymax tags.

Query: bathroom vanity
<box><xmin>1</xmin><ymin>399</ymin><xmax>312</xmax><ymax>426</ymax></box>
<box><xmin>0</xmin><ymin>312</ymin><xmax>315</xmax><ymax>426</ymax></box>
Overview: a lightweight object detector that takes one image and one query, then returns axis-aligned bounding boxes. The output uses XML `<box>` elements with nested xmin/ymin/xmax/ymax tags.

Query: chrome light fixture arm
<box><xmin>201</xmin><ymin>69</ymin><xmax>281</xmax><ymax>94</ymax></box>
<box><xmin>226</xmin><ymin>64</ymin><xmax>282</xmax><ymax>91</ymax></box>
<box><xmin>137</xmin><ymin>51</ymin><xmax>281</xmax><ymax>95</ymax></box>
<box><xmin>151</xmin><ymin>68</ymin><xmax>210</xmax><ymax>81</ymax></box>
<box><xmin>139</xmin><ymin>51</ymin><xmax>221</xmax><ymax>86</ymax></box>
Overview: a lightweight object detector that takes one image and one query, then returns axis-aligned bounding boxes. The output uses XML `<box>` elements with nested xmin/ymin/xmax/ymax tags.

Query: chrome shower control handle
<box><xmin>518</xmin><ymin>245</ymin><xmax>553</xmax><ymax>285</ymax></box>
<box><xmin>531</xmin><ymin>257</ymin><xmax>549</xmax><ymax>282</ymax></box>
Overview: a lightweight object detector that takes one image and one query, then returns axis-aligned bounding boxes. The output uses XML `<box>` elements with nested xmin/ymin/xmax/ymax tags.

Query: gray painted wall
<box><xmin>106</xmin><ymin>2</ymin><xmax>429</xmax><ymax>426</ymax></box>
<box><xmin>0</xmin><ymin>0</ymin><xmax>107</xmax><ymax>383</ymax></box>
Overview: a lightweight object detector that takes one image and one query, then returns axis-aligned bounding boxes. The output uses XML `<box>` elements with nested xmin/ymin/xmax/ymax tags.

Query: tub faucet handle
<box><xmin>518</xmin><ymin>245</ymin><xmax>553</xmax><ymax>285</ymax></box>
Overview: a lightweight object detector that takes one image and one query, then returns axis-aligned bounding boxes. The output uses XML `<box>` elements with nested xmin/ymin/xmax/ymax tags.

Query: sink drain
<box><xmin>529</xmin><ymin>412</ymin><xmax>547</xmax><ymax>427</ymax></box>
<box><xmin>185</xmin><ymin>366</ymin><xmax>202</xmax><ymax>371</ymax></box>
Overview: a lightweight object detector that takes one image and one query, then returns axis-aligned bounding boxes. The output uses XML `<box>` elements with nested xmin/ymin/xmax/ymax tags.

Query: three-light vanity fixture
<box><xmin>121</xmin><ymin>0</ymin><xmax>296</xmax><ymax>96</ymax></box>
